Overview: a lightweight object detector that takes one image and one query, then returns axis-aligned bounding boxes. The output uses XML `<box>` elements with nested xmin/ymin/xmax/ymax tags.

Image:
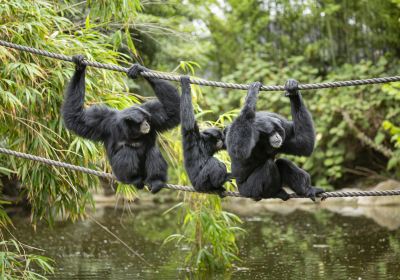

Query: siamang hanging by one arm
<box><xmin>226</xmin><ymin>82</ymin><xmax>288</xmax><ymax>201</ymax></box>
<box><xmin>180</xmin><ymin>76</ymin><xmax>231</xmax><ymax>197</ymax></box>
<box><xmin>226</xmin><ymin>80</ymin><xmax>323</xmax><ymax>201</ymax></box>
<box><xmin>274</xmin><ymin>79</ymin><xmax>316</xmax><ymax>156</ymax></box>
<box><xmin>62</xmin><ymin>55</ymin><xmax>180</xmax><ymax>194</ymax></box>
<box><xmin>275</xmin><ymin>79</ymin><xmax>324</xmax><ymax>199</ymax></box>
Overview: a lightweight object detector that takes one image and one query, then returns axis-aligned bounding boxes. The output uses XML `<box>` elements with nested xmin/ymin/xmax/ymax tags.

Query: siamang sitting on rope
<box><xmin>62</xmin><ymin>56</ymin><xmax>180</xmax><ymax>194</ymax></box>
<box><xmin>225</xmin><ymin>79</ymin><xmax>324</xmax><ymax>201</ymax></box>
<box><xmin>180</xmin><ymin>76</ymin><xmax>231</xmax><ymax>197</ymax></box>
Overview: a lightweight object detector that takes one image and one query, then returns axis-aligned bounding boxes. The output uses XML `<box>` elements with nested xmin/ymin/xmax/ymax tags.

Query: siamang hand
<box><xmin>284</xmin><ymin>79</ymin><xmax>300</xmax><ymax>97</ymax></box>
<box><xmin>180</xmin><ymin>75</ymin><xmax>191</xmax><ymax>89</ymax></box>
<box><xmin>127</xmin><ymin>63</ymin><xmax>148</xmax><ymax>79</ymax></box>
<box><xmin>72</xmin><ymin>55</ymin><xmax>86</xmax><ymax>72</ymax></box>
<box><xmin>249</xmin><ymin>81</ymin><xmax>263</xmax><ymax>92</ymax></box>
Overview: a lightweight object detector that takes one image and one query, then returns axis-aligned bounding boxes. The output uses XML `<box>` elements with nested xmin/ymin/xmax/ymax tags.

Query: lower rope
<box><xmin>1</xmin><ymin>147</ymin><xmax>400</xmax><ymax>200</ymax></box>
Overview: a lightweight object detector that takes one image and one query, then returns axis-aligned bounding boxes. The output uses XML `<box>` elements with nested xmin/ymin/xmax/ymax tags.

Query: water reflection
<box><xmin>9</xmin><ymin>203</ymin><xmax>400</xmax><ymax>279</ymax></box>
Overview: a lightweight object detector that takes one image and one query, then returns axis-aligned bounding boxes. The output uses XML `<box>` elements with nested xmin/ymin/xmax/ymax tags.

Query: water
<box><xmin>9</xmin><ymin>202</ymin><xmax>400</xmax><ymax>279</ymax></box>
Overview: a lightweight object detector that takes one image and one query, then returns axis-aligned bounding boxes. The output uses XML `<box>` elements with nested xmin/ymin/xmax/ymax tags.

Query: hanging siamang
<box><xmin>225</xmin><ymin>79</ymin><xmax>324</xmax><ymax>201</ymax></box>
<box><xmin>179</xmin><ymin>76</ymin><xmax>231</xmax><ymax>197</ymax></box>
<box><xmin>62</xmin><ymin>55</ymin><xmax>180</xmax><ymax>194</ymax></box>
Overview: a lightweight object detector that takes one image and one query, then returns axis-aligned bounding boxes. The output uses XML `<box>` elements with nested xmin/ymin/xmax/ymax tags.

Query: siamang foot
<box><xmin>72</xmin><ymin>55</ymin><xmax>86</xmax><ymax>71</ymax></box>
<box><xmin>284</xmin><ymin>79</ymin><xmax>300</xmax><ymax>97</ymax></box>
<box><xmin>136</xmin><ymin>182</ymin><xmax>145</xmax><ymax>190</ymax></box>
<box><xmin>149</xmin><ymin>180</ymin><xmax>165</xmax><ymax>194</ymax></box>
<box><xmin>215</xmin><ymin>187</ymin><xmax>226</xmax><ymax>199</ymax></box>
<box><xmin>305</xmin><ymin>186</ymin><xmax>325</xmax><ymax>202</ymax></box>
<box><xmin>127</xmin><ymin>63</ymin><xmax>148</xmax><ymax>79</ymax></box>
<box><xmin>274</xmin><ymin>189</ymin><xmax>290</xmax><ymax>201</ymax></box>
<box><xmin>131</xmin><ymin>178</ymin><xmax>145</xmax><ymax>190</ymax></box>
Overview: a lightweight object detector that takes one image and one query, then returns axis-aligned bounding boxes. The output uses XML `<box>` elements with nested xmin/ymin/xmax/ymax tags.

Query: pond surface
<box><xmin>9</xmin><ymin>202</ymin><xmax>400</xmax><ymax>280</ymax></box>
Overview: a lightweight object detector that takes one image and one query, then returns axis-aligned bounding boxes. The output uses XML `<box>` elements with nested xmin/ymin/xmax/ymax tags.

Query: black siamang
<box><xmin>180</xmin><ymin>76</ymin><xmax>230</xmax><ymax>197</ymax></box>
<box><xmin>226</xmin><ymin>79</ymin><xmax>324</xmax><ymax>201</ymax></box>
<box><xmin>62</xmin><ymin>55</ymin><xmax>180</xmax><ymax>193</ymax></box>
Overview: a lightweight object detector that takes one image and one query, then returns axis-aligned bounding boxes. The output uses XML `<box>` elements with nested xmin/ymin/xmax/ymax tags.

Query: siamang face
<box><xmin>120</xmin><ymin>107</ymin><xmax>151</xmax><ymax>140</ymax></box>
<box><xmin>268</xmin><ymin>120</ymin><xmax>285</xmax><ymax>148</ymax></box>
<box><xmin>255</xmin><ymin>116</ymin><xmax>286</xmax><ymax>149</ymax></box>
<box><xmin>269</xmin><ymin>131</ymin><xmax>284</xmax><ymax>148</ymax></box>
<box><xmin>201</xmin><ymin>128</ymin><xmax>225</xmax><ymax>153</ymax></box>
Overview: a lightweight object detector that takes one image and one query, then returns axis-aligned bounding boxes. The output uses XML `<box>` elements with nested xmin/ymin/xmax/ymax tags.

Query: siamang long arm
<box><xmin>226</xmin><ymin>82</ymin><xmax>262</xmax><ymax>160</ymax></box>
<box><xmin>127</xmin><ymin>64</ymin><xmax>180</xmax><ymax>132</ymax></box>
<box><xmin>180</xmin><ymin>76</ymin><xmax>200</xmax><ymax>136</ymax></box>
<box><xmin>62</xmin><ymin>56</ymin><xmax>116</xmax><ymax>141</ymax></box>
<box><xmin>144</xmin><ymin>77</ymin><xmax>181</xmax><ymax>132</ymax></box>
<box><xmin>279</xmin><ymin>79</ymin><xmax>315</xmax><ymax>156</ymax></box>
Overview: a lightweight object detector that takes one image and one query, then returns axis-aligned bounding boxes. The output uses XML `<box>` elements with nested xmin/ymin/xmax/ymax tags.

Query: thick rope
<box><xmin>1</xmin><ymin>40</ymin><xmax>400</xmax><ymax>91</ymax></box>
<box><xmin>1</xmin><ymin>147</ymin><xmax>400</xmax><ymax>200</ymax></box>
<box><xmin>0</xmin><ymin>148</ymin><xmax>114</xmax><ymax>179</ymax></box>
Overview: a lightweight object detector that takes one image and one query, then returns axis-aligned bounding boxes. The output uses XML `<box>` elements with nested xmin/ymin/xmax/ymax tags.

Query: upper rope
<box><xmin>1</xmin><ymin>40</ymin><xmax>400</xmax><ymax>91</ymax></box>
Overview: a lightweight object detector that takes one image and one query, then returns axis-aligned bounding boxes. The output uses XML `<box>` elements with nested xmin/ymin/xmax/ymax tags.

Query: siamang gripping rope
<box><xmin>180</xmin><ymin>76</ymin><xmax>231</xmax><ymax>197</ymax></box>
<box><xmin>226</xmin><ymin>79</ymin><xmax>324</xmax><ymax>201</ymax></box>
<box><xmin>62</xmin><ymin>55</ymin><xmax>180</xmax><ymax>194</ymax></box>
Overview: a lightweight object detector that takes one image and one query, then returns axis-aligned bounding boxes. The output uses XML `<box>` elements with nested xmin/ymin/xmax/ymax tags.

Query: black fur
<box><xmin>226</xmin><ymin>80</ymin><xmax>324</xmax><ymax>201</ymax></box>
<box><xmin>62</xmin><ymin>56</ymin><xmax>180</xmax><ymax>194</ymax></box>
<box><xmin>180</xmin><ymin>76</ymin><xmax>230</xmax><ymax>197</ymax></box>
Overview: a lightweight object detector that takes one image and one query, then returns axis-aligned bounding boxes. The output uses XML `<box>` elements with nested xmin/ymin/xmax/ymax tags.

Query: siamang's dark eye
<box><xmin>124</xmin><ymin>118</ymin><xmax>138</xmax><ymax>125</ymax></box>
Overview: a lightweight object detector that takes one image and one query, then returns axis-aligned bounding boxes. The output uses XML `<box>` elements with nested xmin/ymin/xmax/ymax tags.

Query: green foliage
<box><xmin>383</xmin><ymin>119</ymin><xmax>400</xmax><ymax>172</ymax></box>
<box><xmin>131</xmin><ymin>2</ymin><xmax>211</xmax><ymax>68</ymax></box>
<box><xmin>163</xmin><ymin>195</ymin><xmax>244</xmax><ymax>270</ymax></box>
<box><xmin>75</xmin><ymin>0</ymin><xmax>142</xmax><ymax>56</ymax></box>
<box><xmin>0</xmin><ymin>201</ymin><xmax>12</xmax><ymax>228</ymax></box>
<box><xmin>0</xmin><ymin>0</ymin><xmax>137</xmax><ymax>222</ymax></box>
<box><xmin>305</xmin><ymin>58</ymin><xmax>399</xmax><ymax>186</ymax></box>
<box><xmin>86</xmin><ymin>0</ymin><xmax>142</xmax><ymax>22</ymax></box>
<box><xmin>194</xmin><ymin>0</ymin><xmax>400</xmax><ymax>76</ymax></box>
<box><xmin>0</xmin><ymin>239</ymin><xmax>54</xmax><ymax>280</ymax></box>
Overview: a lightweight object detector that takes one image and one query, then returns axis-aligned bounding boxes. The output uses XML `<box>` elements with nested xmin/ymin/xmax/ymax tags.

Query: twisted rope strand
<box><xmin>0</xmin><ymin>148</ymin><xmax>114</xmax><ymax>179</ymax></box>
<box><xmin>1</xmin><ymin>147</ymin><xmax>400</xmax><ymax>200</ymax></box>
<box><xmin>1</xmin><ymin>40</ymin><xmax>399</xmax><ymax>91</ymax></box>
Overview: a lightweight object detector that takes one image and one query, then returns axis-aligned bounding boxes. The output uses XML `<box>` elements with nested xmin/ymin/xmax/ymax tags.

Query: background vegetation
<box><xmin>0</xmin><ymin>0</ymin><xmax>399</xmax><ymax>277</ymax></box>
